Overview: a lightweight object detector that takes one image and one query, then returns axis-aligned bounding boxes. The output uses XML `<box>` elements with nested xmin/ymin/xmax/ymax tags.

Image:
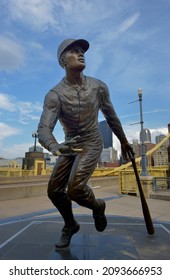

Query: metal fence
<box><xmin>152</xmin><ymin>177</ymin><xmax>170</xmax><ymax>192</ymax></box>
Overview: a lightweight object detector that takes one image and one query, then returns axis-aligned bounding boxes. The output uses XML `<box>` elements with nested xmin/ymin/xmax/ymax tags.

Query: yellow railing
<box><xmin>0</xmin><ymin>133</ymin><xmax>169</xmax><ymax>178</ymax></box>
<box><xmin>0</xmin><ymin>167</ymin><xmax>52</xmax><ymax>177</ymax></box>
<box><xmin>93</xmin><ymin>133</ymin><xmax>170</xmax><ymax>177</ymax></box>
<box><xmin>118</xmin><ymin>166</ymin><xmax>169</xmax><ymax>195</ymax></box>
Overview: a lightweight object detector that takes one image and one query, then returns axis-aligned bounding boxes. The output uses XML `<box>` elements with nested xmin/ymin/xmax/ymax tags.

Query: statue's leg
<box><xmin>67</xmin><ymin>144</ymin><xmax>107</xmax><ymax>232</ymax></box>
<box><xmin>48</xmin><ymin>156</ymin><xmax>79</xmax><ymax>248</ymax></box>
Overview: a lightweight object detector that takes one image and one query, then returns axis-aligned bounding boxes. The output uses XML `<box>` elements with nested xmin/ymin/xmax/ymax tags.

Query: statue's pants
<box><xmin>48</xmin><ymin>135</ymin><xmax>103</xmax><ymax>224</ymax></box>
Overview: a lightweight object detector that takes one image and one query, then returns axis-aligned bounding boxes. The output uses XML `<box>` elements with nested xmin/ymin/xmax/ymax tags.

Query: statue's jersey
<box><xmin>38</xmin><ymin>75</ymin><xmax>126</xmax><ymax>153</ymax></box>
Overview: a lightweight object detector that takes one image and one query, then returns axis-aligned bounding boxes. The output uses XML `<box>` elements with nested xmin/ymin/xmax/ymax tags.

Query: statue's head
<box><xmin>57</xmin><ymin>39</ymin><xmax>89</xmax><ymax>68</ymax></box>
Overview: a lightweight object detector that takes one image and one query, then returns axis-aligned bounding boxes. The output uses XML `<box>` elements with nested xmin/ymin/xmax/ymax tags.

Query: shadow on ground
<box><xmin>0</xmin><ymin>214</ymin><xmax>170</xmax><ymax>260</ymax></box>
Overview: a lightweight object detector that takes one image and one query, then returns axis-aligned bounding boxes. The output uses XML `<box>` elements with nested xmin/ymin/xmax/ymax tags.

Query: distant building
<box><xmin>154</xmin><ymin>146</ymin><xmax>168</xmax><ymax>166</ymax></box>
<box><xmin>29</xmin><ymin>146</ymin><xmax>43</xmax><ymax>152</ymax></box>
<box><xmin>134</xmin><ymin>128</ymin><xmax>169</xmax><ymax>166</ymax></box>
<box><xmin>132</xmin><ymin>139</ymin><xmax>139</xmax><ymax>156</ymax></box>
<box><xmin>154</xmin><ymin>134</ymin><xmax>168</xmax><ymax>166</ymax></box>
<box><xmin>99</xmin><ymin>147</ymin><xmax>118</xmax><ymax>163</ymax></box>
<box><xmin>132</xmin><ymin>139</ymin><xmax>155</xmax><ymax>166</ymax></box>
<box><xmin>168</xmin><ymin>123</ymin><xmax>170</xmax><ymax>146</ymax></box>
<box><xmin>155</xmin><ymin>134</ymin><xmax>166</xmax><ymax>144</ymax></box>
<box><xmin>137</xmin><ymin>123</ymin><xmax>170</xmax><ymax>166</ymax></box>
<box><xmin>98</xmin><ymin>120</ymin><xmax>112</xmax><ymax>148</ymax></box>
<box><xmin>98</xmin><ymin>121</ymin><xmax>120</xmax><ymax>164</ymax></box>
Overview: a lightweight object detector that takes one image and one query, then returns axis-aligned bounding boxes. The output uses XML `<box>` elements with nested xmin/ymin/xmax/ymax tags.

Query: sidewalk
<box><xmin>0</xmin><ymin>185</ymin><xmax>170</xmax><ymax>260</ymax></box>
<box><xmin>0</xmin><ymin>184</ymin><xmax>170</xmax><ymax>223</ymax></box>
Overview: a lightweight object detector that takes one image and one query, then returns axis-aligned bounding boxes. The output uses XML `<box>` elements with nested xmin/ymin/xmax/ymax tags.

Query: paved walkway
<box><xmin>0</xmin><ymin>185</ymin><xmax>170</xmax><ymax>260</ymax></box>
<box><xmin>0</xmin><ymin>184</ymin><xmax>170</xmax><ymax>223</ymax></box>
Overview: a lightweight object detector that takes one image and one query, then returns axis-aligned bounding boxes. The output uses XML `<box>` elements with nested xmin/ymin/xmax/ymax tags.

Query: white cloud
<box><xmin>0</xmin><ymin>93</ymin><xmax>16</xmax><ymax>111</ymax></box>
<box><xmin>17</xmin><ymin>101</ymin><xmax>42</xmax><ymax>124</ymax></box>
<box><xmin>0</xmin><ymin>1</ymin><xmax>140</xmax><ymax>77</ymax></box>
<box><xmin>3</xmin><ymin>0</ymin><xmax>128</xmax><ymax>36</ymax></box>
<box><xmin>118</xmin><ymin>13</ymin><xmax>140</xmax><ymax>33</ymax></box>
<box><xmin>0</xmin><ymin>122</ymin><xmax>20</xmax><ymax>140</ymax></box>
<box><xmin>29</xmin><ymin>42</ymin><xmax>53</xmax><ymax>61</ymax></box>
<box><xmin>0</xmin><ymin>93</ymin><xmax>42</xmax><ymax>124</ymax></box>
<box><xmin>1</xmin><ymin>0</ymin><xmax>169</xmax><ymax>159</ymax></box>
<box><xmin>0</xmin><ymin>36</ymin><xmax>25</xmax><ymax>71</ymax></box>
<box><xmin>150</xmin><ymin>127</ymin><xmax>169</xmax><ymax>143</ymax></box>
<box><xmin>18</xmin><ymin>101</ymin><xmax>42</xmax><ymax>114</ymax></box>
<box><xmin>0</xmin><ymin>142</ymin><xmax>32</xmax><ymax>159</ymax></box>
<box><xmin>8</xmin><ymin>0</ymin><xmax>58</xmax><ymax>32</ymax></box>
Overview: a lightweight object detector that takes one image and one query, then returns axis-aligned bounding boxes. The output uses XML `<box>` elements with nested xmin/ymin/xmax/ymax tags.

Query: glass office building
<box><xmin>98</xmin><ymin>120</ymin><xmax>113</xmax><ymax>148</ymax></box>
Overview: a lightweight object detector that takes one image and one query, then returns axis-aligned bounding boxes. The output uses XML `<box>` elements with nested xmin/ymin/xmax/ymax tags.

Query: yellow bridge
<box><xmin>92</xmin><ymin>132</ymin><xmax>170</xmax><ymax>177</ymax></box>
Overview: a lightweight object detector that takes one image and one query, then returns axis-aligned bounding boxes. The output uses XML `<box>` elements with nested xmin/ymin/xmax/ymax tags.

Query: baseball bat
<box><xmin>130</xmin><ymin>156</ymin><xmax>155</xmax><ymax>235</ymax></box>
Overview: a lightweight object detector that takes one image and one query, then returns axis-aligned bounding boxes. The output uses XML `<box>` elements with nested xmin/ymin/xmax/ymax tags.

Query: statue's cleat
<box><xmin>93</xmin><ymin>199</ymin><xmax>107</xmax><ymax>232</ymax></box>
<box><xmin>55</xmin><ymin>221</ymin><xmax>80</xmax><ymax>249</ymax></box>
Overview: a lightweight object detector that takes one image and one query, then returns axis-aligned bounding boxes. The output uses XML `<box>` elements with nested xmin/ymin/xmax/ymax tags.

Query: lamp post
<box><xmin>137</xmin><ymin>88</ymin><xmax>148</xmax><ymax>176</ymax></box>
<box><xmin>32</xmin><ymin>131</ymin><xmax>38</xmax><ymax>152</ymax></box>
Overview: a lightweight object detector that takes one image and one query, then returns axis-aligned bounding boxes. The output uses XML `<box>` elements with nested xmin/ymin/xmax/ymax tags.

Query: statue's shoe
<box><xmin>93</xmin><ymin>199</ymin><xmax>107</xmax><ymax>232</ymax></box>
<box><xmin>55</xmin><ymin>221</ymin><xmax>80</xmax><ymax>249</ymax></box>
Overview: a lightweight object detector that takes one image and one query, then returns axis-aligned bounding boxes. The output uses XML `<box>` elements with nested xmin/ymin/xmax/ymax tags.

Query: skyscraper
<box><xmin>155</xmin><ymin>134</ymin><xmax>166</xmax><ymax>144</ymax></box>
<box><xmin>168</xmin><ymin>123</ymin><xmax>170</xmax><ymax>146</ymax></box>
<box><xmin>98</xmin><ymin>120</ymin><xmax>112</xmax><ymax>148</ymax></box>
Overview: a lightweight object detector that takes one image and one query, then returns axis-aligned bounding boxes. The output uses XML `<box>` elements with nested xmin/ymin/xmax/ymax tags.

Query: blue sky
<box><xmin>0</xmin><ymin>0</ymin><xmax>170</xmax><ymax>159</ymax></box>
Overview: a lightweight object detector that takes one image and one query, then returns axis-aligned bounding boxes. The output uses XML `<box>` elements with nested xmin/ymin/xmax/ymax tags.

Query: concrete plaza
<box><xmin>0</xmin><ymin>183</ymin><xmax>170</xmax><ymax>260</ymax></box>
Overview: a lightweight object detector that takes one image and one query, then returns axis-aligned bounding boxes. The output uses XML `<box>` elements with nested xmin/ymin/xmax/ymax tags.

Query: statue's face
<box><xmin>64</xmin><ymin>45</ymin><xmax>86</xmax><ymax>71</ymax></box>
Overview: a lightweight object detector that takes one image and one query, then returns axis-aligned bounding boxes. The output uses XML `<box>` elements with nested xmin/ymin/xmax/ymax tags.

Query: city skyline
<box><xmin>0</xmin><ymin>0</ymin><xmax>170</xmax><ymax>158</ymax></box>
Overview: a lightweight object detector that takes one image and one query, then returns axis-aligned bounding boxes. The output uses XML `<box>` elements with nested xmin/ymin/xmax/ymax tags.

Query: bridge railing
<box><xmin>153</xmin><ymin>177</ymin><xmax>170</xmax><ymax>192</ymax></box>
<box><xmin>118</xmin><ymin>166</ymin><xmax>169</xmax><ymax>196</ymax></box>
<box><xmin>0</xmin><ymin>167</ymin><xmax>52</xmax><ymax>177</ymax></box>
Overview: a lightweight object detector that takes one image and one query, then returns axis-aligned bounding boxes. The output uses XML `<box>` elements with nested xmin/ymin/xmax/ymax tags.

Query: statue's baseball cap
<box><xmin>57</xmin><ymin>39</ymin><xmax>89</xmax><ymax>66</ymax></box>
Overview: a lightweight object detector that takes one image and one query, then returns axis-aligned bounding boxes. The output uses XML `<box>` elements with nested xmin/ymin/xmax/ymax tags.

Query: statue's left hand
<box><xmin>121</xmin><ymin>142</ymin><xmax>135</xmax><ymax>161</ymax></box>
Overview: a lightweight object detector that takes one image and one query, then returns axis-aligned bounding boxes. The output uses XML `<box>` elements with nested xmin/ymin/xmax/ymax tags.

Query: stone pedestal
<box><xmin>22</xmin><ymin>151</ymin><xmax>46</xmax><ymax>175</ymax></box>
<box><xmin>137</xmin><ymin>176</ymin><xmax>154</xmax><ymax>198</ymax></box>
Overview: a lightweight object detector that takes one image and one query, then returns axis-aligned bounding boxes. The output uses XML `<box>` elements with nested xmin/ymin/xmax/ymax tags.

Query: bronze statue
<box><xmin>38</xmin><ymin>39</ymin><xmax>134</xmax><ymax>249</ymax></box>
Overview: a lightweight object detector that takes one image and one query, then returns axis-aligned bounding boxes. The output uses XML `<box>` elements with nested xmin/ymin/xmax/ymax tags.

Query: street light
<box><xmin>137</xmin><ymin>88</ymin><xmax>148</xmax><ymax>176</ymax></box>
<box><xmin>32</xmin><ymin>130</ymin><xmax>39</xmax><ymax>152</ymax></box>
